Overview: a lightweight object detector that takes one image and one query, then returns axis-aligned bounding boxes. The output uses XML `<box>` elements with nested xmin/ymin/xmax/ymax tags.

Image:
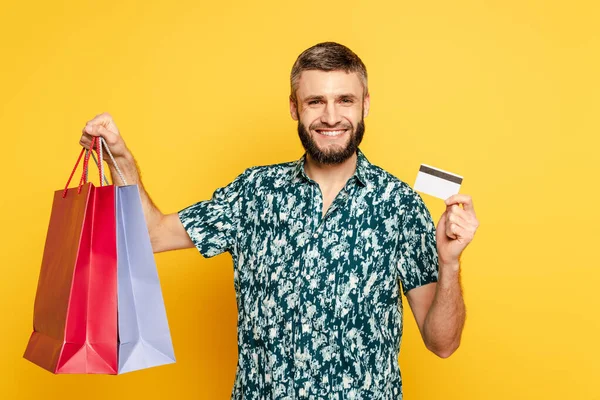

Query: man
<box><xmin>80</xmin><ymin>42</ymin><xmax>479</xmax><ymax>399</ymax></box>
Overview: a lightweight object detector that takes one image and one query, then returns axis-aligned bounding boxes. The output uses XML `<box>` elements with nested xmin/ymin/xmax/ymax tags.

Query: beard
<box><xmin>297</xmin><ymin>118</ymin><xmax>365</xmax><ymax>165</ymax></box>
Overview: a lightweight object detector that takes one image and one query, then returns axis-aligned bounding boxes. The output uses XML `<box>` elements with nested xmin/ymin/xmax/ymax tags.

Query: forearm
<box><xmin>107</xmin><ymin>152</ymin><xmax>165</xmax><ymax>235</ymax></box>
<box><xmin>423</xmin><ymin>262</ymin><xmax>466</xmax><ymax>358</ymax></box>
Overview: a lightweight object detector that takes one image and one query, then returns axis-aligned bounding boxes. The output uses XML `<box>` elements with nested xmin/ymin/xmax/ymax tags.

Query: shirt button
<box><xmin>313</xmin><ymin>233</ymin><xmax>319</xmax><ymax>239</ymax></box>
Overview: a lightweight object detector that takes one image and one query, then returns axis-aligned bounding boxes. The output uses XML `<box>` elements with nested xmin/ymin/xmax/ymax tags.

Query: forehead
<box><xmin>296</xmin><ymin>70</ymin><xmax>364</xmax><ymax>99</ymax></box>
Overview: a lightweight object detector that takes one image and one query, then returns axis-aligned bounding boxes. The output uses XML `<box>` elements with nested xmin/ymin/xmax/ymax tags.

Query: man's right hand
<box><xmin>78</xmin><ymin>112</ymin><xmax>195</xmax><ymax>253</ymax></box>
<box><xmin>80</xmin><ymin>112</ymin><xmax>129</xmax><ymax>164</ymax></box>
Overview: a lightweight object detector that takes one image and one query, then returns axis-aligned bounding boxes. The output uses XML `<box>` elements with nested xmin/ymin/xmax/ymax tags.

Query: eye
<box><xmin>340</xmin><ymin>98</ymin><xmax>354</xmax><ymax>104</ymax></box>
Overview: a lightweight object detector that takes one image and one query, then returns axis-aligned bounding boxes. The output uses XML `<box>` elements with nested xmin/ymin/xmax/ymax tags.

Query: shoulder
<box><xmin>365</xmin><ymin>162</ymin><xmax>423</xmax><ymax>206</ymax></box>
<box><xmin>238</xmin><ymin>160</ymin><xmax>298</xmax><ymax>189</ymax></box>
<box><xmin>368</xmin><ymin>166</ymin><xmax>435</xmax><ymax>234</ymax></box>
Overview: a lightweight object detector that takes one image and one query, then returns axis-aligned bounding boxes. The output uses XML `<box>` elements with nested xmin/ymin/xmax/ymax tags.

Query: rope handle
<box><xmin>62</xmin><ymin>136</ymin><xmax>128</xmax><ymax>198</ymax></box>
<box><xmin>63</xmin><ymin>137</ymin><xmax>101</xmax><ymax>198</ymax></box>
<box><xmin>79</xmin><ymin>137</ymin><xmax>102</xmax><ymax>191</ymax></box>
<box><xmin>90</xmin><ymin>150</ymin><xmax>110</xmax><ymax>186</ymax></box>
<box><xmin>88</xmin><ymin>138</ymin><xmax>127</xmax><ymax>186</ymax></box>
<box><xmin>99</xmin><ymin>137</ymin><xmax>128</xmax><ymax>186</ymax></box>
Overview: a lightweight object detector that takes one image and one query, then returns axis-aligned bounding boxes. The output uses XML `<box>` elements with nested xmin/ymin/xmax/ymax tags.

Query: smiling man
<box><xmin>81</xmin><ymin>42</ymin><xmax>479</xmax><ymax>399</ymax></box>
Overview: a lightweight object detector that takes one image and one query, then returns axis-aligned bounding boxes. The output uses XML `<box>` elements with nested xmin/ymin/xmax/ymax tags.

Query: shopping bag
<box><xmin>116</xmin><ymin>185</ymin><xmax>176</xmax><ymax>373</ymax></box>
<box><xmin>23</xmin><ymin>137</ymin><xmax>118</xmax><ymax>374</ymax></box>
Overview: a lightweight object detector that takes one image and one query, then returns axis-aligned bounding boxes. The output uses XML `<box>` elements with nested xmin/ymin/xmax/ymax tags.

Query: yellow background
<box><xmin>1</xmin><ymin>0</ymin><xmax>598</xmax><ymax>399</ymax></box>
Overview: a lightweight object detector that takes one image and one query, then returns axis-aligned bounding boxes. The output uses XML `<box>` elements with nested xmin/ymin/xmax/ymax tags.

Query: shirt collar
<box><xmin>290</xmin><ymin>148</ymin><xmax>371</xmax><ymax>187</ymax></box>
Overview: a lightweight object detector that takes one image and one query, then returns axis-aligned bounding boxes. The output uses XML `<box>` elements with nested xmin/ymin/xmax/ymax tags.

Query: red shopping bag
<box><xmin>24</xmin><ymin>137</ymin><xmax>118</xmax><ymax>374</ymax></box>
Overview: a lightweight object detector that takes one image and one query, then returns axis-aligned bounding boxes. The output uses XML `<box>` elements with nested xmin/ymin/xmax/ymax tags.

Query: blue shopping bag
<box><xmin>115</xmin><ymin>185</ymin><xmax>176</xmax><ymax>374</ymax></box>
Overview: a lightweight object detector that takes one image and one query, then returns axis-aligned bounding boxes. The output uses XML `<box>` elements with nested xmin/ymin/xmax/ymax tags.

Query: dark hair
<box><xmin>290</xmin><ymin>42</ymin><xmax>368</xmax><ymax>103</ymax></box>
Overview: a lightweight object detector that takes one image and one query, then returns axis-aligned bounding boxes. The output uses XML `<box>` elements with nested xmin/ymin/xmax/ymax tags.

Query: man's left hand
<box><xmin>436</xmin><ymin>194</ymin><xmax>479</xmax><ymax>269</ymax></box>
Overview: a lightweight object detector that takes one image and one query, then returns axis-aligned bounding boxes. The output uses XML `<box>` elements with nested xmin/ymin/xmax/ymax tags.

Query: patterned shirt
<box><xmin>178</xmin><ymin>149</ymin><xmax>439</xmax><ymax>399</ymax></box>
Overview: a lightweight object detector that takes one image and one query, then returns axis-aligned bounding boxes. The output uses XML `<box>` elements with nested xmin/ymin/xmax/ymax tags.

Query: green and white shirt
<box><xmin>179</xmin><ymin>149</ymin><xmax>439</xmax><ymax>399</ymax></box>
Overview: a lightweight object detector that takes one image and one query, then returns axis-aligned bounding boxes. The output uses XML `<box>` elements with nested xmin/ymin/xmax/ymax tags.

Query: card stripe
<box><xmin>419</xmin><ymin>165</ymin><xmax>463</xmax><ymax>184</ymax></box>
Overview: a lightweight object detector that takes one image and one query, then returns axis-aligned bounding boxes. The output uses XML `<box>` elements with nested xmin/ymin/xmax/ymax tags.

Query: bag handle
<box><xmin>62</xmin><ymin>136</ymin><xmax>128</xmax><ymax>198</ymax></box>
<box><xmin>98</xmin><ymin>137</ymin><xmax>127</xmax><ymax>186</ymax></box>
<box><xmin>63</xmin><ymin>136</ymin><xmax>101</xmax><ymax>198</ymax></box>
<box><xmin>90</xmin><ymin>151</ymin><xmax>110</xmax><ymax>186</ymax></box>
<box><xmin>80</xmin><ymin>139</ymin><xmax>101</xmax><ymax>189</ymax></box>
<box><xmin>84</xmin><ymin>137</ymin><xmax>128</xmax><ymax>187</ymax></box>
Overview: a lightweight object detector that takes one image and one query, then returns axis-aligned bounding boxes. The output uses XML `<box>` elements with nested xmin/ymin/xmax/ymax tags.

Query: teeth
<box><xmin>318</xmin><ymin>130</ymin><xmax>345</xmax><ymax>137</ymax></box>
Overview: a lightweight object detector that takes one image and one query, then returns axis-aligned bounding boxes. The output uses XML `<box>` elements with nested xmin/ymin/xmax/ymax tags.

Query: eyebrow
<box><xmin>303</xmin><ymin>93</ymin><xmax>359</xmax><ymax>102</ymax></box>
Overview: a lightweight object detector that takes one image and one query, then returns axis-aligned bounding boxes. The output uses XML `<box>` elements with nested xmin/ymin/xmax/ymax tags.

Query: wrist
<box><xmin>438</xmin><ymin>261</ymin><xmax>460</xmax><ymax>284</ymax></box>
<box><xmin>439</xmin><ymin>260</ymin><xmax>460</xmax><ymax>272</ymax></box>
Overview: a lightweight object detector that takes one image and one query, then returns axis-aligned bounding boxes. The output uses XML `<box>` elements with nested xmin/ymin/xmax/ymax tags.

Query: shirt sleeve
<box><xmin>396</xmin><ymin>189</ymin><xmax>439</xmax><ymax>295</ymax></box>
<box><xmin>178</xmin><ymin>170</ymin><xmax>247</xmax><ymax>258</ymax></box>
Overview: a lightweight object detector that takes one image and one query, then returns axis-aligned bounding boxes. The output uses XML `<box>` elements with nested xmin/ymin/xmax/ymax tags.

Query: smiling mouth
<box><xmin>315</xmin><ymin>129</ymin><xmax>348</xmax><ymax>137</ymax></box>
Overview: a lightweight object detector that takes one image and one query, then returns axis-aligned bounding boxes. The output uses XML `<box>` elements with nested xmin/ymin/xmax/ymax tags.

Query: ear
<box><xmin>363</xmin><ymin>92</ymin><xmax>371</xmax><ymax>118</ymax></box>
<box><xmin>289</xmin><ymin>96</ymin><xmax>299</xmax><ymax>121</ymax></box>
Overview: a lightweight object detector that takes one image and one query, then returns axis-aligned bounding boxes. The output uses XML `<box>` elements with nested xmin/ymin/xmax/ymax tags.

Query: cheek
<box><xmin>300</xmin><ymin>111</ymin><xmax>321</xmax><ymax>128</ymax></box>
<box><xmin>342</xmin><ymin>107</ymin><xmax>362</xmax><ymax>123</ymax></box>
<box><xmin>352</xmin><ymin>106</ymin><xmax>364</xmax><ymax>120</ymax></box>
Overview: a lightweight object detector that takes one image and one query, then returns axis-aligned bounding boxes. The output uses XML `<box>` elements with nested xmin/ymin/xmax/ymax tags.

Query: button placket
<box><xmin>293</xmin><ymin>180</ymin><xmax>354</xmax><ymax>395</ymax></box>
<box><xmin>292</xmin><ymin>183</ymin><xmax>321</xmax><ymax>396</ymax></box>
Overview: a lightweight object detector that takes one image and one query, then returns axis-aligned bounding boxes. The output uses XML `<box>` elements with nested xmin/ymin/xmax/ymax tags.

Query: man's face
<box><xmin>290</xmin><ymin>70</ymin><xmax>370</xmax><ymax>165</ymax></box>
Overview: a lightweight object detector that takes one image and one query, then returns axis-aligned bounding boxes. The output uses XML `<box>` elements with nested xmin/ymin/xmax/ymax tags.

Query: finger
<box><xmin>84</xmin><ymin>112</ymin><xmax>119</xmax><ymax>138</ymax></box>
<box><xmin>446</xmin><ymin>218</ymin><xmax>470</xmax><ymax>237</ymax></box>
<box><xmin>448</xmin><ymin>223</ymin><xmax>470</xmax><ymax>241</ymax></box>
<box><xmin>451</xmin><ymin>223</ymin><xmax>475</xmax><ymax>244</ymax></box>
<box><xmin>79</xmin><ymin>133</ymin><xmax>106</xmax><ymax>149</ymax></box>
<box><xmin>447</xmin><ymin>210</ymin><xmax>469</xmax><ymax>230</ymax></box>
<box><xmin>443</xmin><ymin>210</ymin><xmax>455</xmax><ymax>239</ymax></box>
<box><xmin>83</xmin><ymin>123</ymin><xmax>104</xmax><ymax>137</ymax></box>
<box><xmin>79</xmin><ymin>133</ymin><xmax>94</xmax><ymax>149</ymax></box>
<box><xmin>446</xmin><ymin>221</ymin><xmax>458</xmax><ymax>239</ymax></box>
<box><xmin>449</xmin><ymin>205</ymin><xmax>480</xmax><ymax>233</ymax></box>
<box><xmin>83</xmin><ymin>124</ymin><xmax>97</xmax><ymax>136</ymax></box>
<box><xmin>445</xmin><ymin>194</ymin><xmax>475</xmax><ymax>214</ymax></box>
<box><xmin>83</xmin><ymin>124</ymin><xmax>119</xmax><ymax>146</ymax></box>
<box><xmin>448</xmin><ymin>208</ymin><xmax>480</xmax><ymax>236</ymax></box>
<box><xmin>95</xmin><ymin>125</ymin><xmax>120</xmax><ymax>147</ymax></box>
<box><xmin>447</xmin><ymin>204</ymin><xmax>475</xmax><ymax>224</ymax></box>
<box><xmin>85</xmin><ymin>112</ymin><xmax>114</xmax><ymax>128</ymax></box>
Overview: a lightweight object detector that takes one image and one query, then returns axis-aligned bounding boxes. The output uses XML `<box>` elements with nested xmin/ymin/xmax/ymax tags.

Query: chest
<box><xmin>320</xmin><ymin>182</ymin><xmax>347</xmax><ymax>218</ymax></box>
<box><xmin>235</xmin><ymin>185</ymin><xmax>404</xmax><ymax>346</ymax></box>
<box><xmin>237</xmin><ymin>185</ymin><xmax>402</xmax><ymax>281</ymax></box>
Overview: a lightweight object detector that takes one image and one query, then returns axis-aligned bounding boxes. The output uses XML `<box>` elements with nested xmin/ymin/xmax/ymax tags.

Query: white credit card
<box><xmin>414</xmin><ymin>164</ymin><xmax>463</xmax><ymax>200</ymax></box>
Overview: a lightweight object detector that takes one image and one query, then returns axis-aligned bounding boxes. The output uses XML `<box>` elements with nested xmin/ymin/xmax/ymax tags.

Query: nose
<box><xmin>320</xmin><ymin>101</ymin><xmax>342</xmax><ymax>126</ymax></box>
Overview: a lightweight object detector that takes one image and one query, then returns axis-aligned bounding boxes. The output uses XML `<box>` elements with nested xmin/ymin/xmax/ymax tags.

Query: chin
<box><xmin>315</xmin><ymin>142</ymin><xmax>347</xmax><ymax>154</ymax></box>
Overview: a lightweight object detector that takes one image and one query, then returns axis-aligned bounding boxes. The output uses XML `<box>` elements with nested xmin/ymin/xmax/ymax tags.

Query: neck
<box><xmin>304</xmin><ymin>152</ymin><xmax>358</xmax><ymax>188</ymax></box>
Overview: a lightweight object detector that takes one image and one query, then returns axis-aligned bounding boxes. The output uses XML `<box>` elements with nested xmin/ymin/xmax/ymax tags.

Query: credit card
<box><xmin>414</xmin><ymin>164</ymin><xmax>463</xmax><ymax>200</ymax></box>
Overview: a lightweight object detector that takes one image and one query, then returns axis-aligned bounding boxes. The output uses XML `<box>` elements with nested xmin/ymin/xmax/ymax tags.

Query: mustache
<box><xmin>309</xmin><ymin>122</ymin><xmax>353</xmax><ymax>131</ymax></box>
